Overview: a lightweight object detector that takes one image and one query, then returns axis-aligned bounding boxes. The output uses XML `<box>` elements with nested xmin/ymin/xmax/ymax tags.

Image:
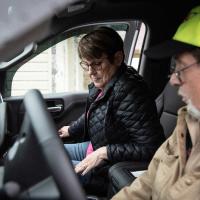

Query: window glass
<box><xmin>9</xmin><ymin>22</ymin><xmax>145</xmax><ymax>96</ymax></box>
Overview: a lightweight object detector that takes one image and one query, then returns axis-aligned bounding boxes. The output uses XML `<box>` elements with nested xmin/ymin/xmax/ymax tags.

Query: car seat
<box><xmin>108</xmin><ymin>81</ymin><xmax>185</xmax><ymax>196</ymax></box>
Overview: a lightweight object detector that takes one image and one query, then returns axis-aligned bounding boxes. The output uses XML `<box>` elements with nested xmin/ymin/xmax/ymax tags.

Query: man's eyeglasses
<box><xmin>169</xmin><ymin>61</ymin><xmax>199</xmax><ymax>83</ymax></box>
<box><xmin>80</xmin><ymin>57</ymin><xmax>107</xmax><ymax>71</ymax></box>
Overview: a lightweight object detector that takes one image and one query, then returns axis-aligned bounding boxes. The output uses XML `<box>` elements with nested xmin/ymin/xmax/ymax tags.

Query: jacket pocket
<box><xmin>168</xmin><ymin>175</ymin><xmax>200</xmax><ymax>200</ymax></box>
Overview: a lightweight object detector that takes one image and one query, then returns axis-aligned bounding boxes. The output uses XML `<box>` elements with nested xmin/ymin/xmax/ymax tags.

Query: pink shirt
<box><xmin>86</xmin><ymin>142</ymin><xmax>93</xmax><ymax>156</ymax></box>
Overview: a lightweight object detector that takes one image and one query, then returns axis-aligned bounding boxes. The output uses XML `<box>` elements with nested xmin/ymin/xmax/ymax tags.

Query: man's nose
<box><xmin>170</xmin><ymin>73</ymin><xmax>180</xmax><ymax>86</ymax></box>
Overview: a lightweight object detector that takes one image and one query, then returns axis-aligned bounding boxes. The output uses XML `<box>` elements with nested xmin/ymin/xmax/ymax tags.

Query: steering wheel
<box><xmin>22</xmin><ymin>89</ymin><xmax>86</xmax><ymax>200</ymax></box>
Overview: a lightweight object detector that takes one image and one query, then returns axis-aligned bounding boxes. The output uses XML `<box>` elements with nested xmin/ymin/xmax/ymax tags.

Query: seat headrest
<box><xmin>156</xmin><ymin>82</ymin><xmax>186</xmax><ymax>138</ymax></box>
<box><xmin>162</xmin><ymin>82</ymin><xmax>185</xmax><ymax>114</ymax></box>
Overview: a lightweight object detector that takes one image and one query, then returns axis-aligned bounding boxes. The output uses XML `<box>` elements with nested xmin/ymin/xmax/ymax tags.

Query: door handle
<box><xmin>47</xmin><ymin>105</ymin><xmax>62</xmax><ymax>113</ymax></box>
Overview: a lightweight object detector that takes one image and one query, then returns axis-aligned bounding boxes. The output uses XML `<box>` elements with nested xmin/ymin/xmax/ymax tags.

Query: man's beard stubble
<box><xmin>187</xmin><ymin>100</ymin><xmax>200</xmax><ymax>120</ymax></box>
<box><xmin>178</xmin><ymin>89</ymin><xmax>200</xmax><ymax>120</ymax></box>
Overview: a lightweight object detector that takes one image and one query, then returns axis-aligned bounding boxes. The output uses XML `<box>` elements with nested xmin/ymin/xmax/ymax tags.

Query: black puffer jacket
<box><xmin>69</xmin><ymin>64</ymin><xmax>164</xmax><ymax>163</ymax></box>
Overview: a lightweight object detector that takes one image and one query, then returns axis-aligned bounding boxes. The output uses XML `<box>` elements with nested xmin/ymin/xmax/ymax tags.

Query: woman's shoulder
<box><xmin>124</xmin><ymin>66</ymin><xmax>143</xmax><ymax>80</ymax></box>
<box><xmin>117</xmin><ymin>66</ymin><xmax>148</xmax><ymax>90</ymax></box>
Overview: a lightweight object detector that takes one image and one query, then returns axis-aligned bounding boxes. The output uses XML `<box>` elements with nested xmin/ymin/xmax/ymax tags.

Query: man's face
<box><xmin>80</xmin><ymin>52</ymin><xmax>123</xmax><ymax>89</ymax></box>
<box><xmin>170</xmin><ymin>52</ymin><xmax>200</xmax><ymax>118</ymax></box>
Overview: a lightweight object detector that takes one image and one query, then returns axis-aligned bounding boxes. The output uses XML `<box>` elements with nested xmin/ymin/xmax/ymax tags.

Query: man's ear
<box><xmin>114</xmin><ymin>51</ymin><xmax>124</xmax><ymax>66</ymax></box>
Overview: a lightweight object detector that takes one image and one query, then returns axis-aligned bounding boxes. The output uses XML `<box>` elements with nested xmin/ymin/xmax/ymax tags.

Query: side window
<box><xmin>8</xmin><ymin>22</ymin><xmax>145</xmax><ymax>96</ymax></box>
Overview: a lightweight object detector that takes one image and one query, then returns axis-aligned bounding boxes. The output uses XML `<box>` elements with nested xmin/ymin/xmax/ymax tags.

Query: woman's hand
<box><xmin>58</xmin><ymin>126</ymin><xmax>70</xmax><ymax>138</ymax></box>
<box><xmin>75</xmin><ymin>146</ymin><xmax>108</xmax><ymax>175</ymax></box>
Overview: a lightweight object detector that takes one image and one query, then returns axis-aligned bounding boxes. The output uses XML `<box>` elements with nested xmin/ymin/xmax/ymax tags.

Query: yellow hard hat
<box><xmin>145</xmin><ymin>5</ymin><xmax>200</xmax><ymax>59</ymax></box>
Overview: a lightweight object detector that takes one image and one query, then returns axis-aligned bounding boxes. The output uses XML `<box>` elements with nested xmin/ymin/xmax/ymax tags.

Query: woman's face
<box><xmin>81</xmin><ymin>52</ymin><xmax>123</xmax><ymax>89</ymax></box>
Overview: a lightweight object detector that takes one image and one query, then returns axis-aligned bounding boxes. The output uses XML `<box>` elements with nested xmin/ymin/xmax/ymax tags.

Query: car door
<box><xmin>0</xmin><ymin>21</ymin><xmax>146</xmax><ymax>147</ymax></box>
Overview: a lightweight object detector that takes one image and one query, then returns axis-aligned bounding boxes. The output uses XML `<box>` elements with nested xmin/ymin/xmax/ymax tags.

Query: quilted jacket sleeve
<box><xmin>106</xmin><ymin>80</ymin><xmax>164</xmax><ymax>162</ymax></box>
<box><xmin>68</xmin><ymin>113</ymin><xmax>85</xmax><ymax>138</ymax></box>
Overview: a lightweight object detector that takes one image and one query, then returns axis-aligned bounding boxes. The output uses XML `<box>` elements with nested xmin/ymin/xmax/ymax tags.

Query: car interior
<box><xmin>0</xmin><ymin>0</ymin><xmax>199</xmax><ymax>199</ymax></box>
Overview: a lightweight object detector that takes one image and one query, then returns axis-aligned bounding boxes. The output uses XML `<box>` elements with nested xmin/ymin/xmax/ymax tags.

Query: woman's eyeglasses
<box><xmin>80</xmin><ymin>57</ymin><xmax>108</xmax><ymax>71</ymax></box>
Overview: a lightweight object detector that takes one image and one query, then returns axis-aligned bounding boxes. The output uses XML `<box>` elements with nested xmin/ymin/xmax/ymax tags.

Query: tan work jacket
<box><xmin>112</xmin><ymin>107</ymin><xmax>200</xmax><ymax>200</ymax></box>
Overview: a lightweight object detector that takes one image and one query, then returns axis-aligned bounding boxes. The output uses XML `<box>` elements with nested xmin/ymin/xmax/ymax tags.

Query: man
<box><xmin>112</xmin><ymin>5</ymin><xmax>200</xmax><ymax>200</ymax></box>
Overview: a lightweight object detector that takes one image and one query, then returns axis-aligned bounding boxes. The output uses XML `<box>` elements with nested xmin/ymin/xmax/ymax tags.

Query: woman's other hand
<box><xmin>75</xmin><ymin>146</ymin><xmax>108</xmax><ymax>175</ymax></box>
<box><xmin>58</xmin><ymin>126</ymin><xmax>70</xmax><ymax>138</ymax></box>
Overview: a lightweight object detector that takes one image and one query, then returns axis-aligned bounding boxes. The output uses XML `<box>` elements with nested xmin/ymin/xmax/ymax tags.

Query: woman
<box><xmin>58</xmin><ymin>27</ymin><xmax>164</xmax><ymax>187</ymax></box>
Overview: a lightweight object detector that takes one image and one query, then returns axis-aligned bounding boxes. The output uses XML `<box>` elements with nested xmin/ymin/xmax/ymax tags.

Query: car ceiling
<box><xmin>0</xmin><ymin>0</ymin><xmax>80</xmax><ymax>62</ymax></box>
<box><xmin>0</xmin><ymin>0</ymin><xmax>198</xmax><ymax>66</ymax></box>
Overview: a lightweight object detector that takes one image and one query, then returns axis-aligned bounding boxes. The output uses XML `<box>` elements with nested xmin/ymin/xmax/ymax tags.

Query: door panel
<box><xmin>44</xmin><ymin>92</ymin><xmax>88</xmax><ymax>129</ymax></box>
<box><xmin>4</xmin><ymin>92</ymin><xmax>87</xmax><ymax>137</ymax></box>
